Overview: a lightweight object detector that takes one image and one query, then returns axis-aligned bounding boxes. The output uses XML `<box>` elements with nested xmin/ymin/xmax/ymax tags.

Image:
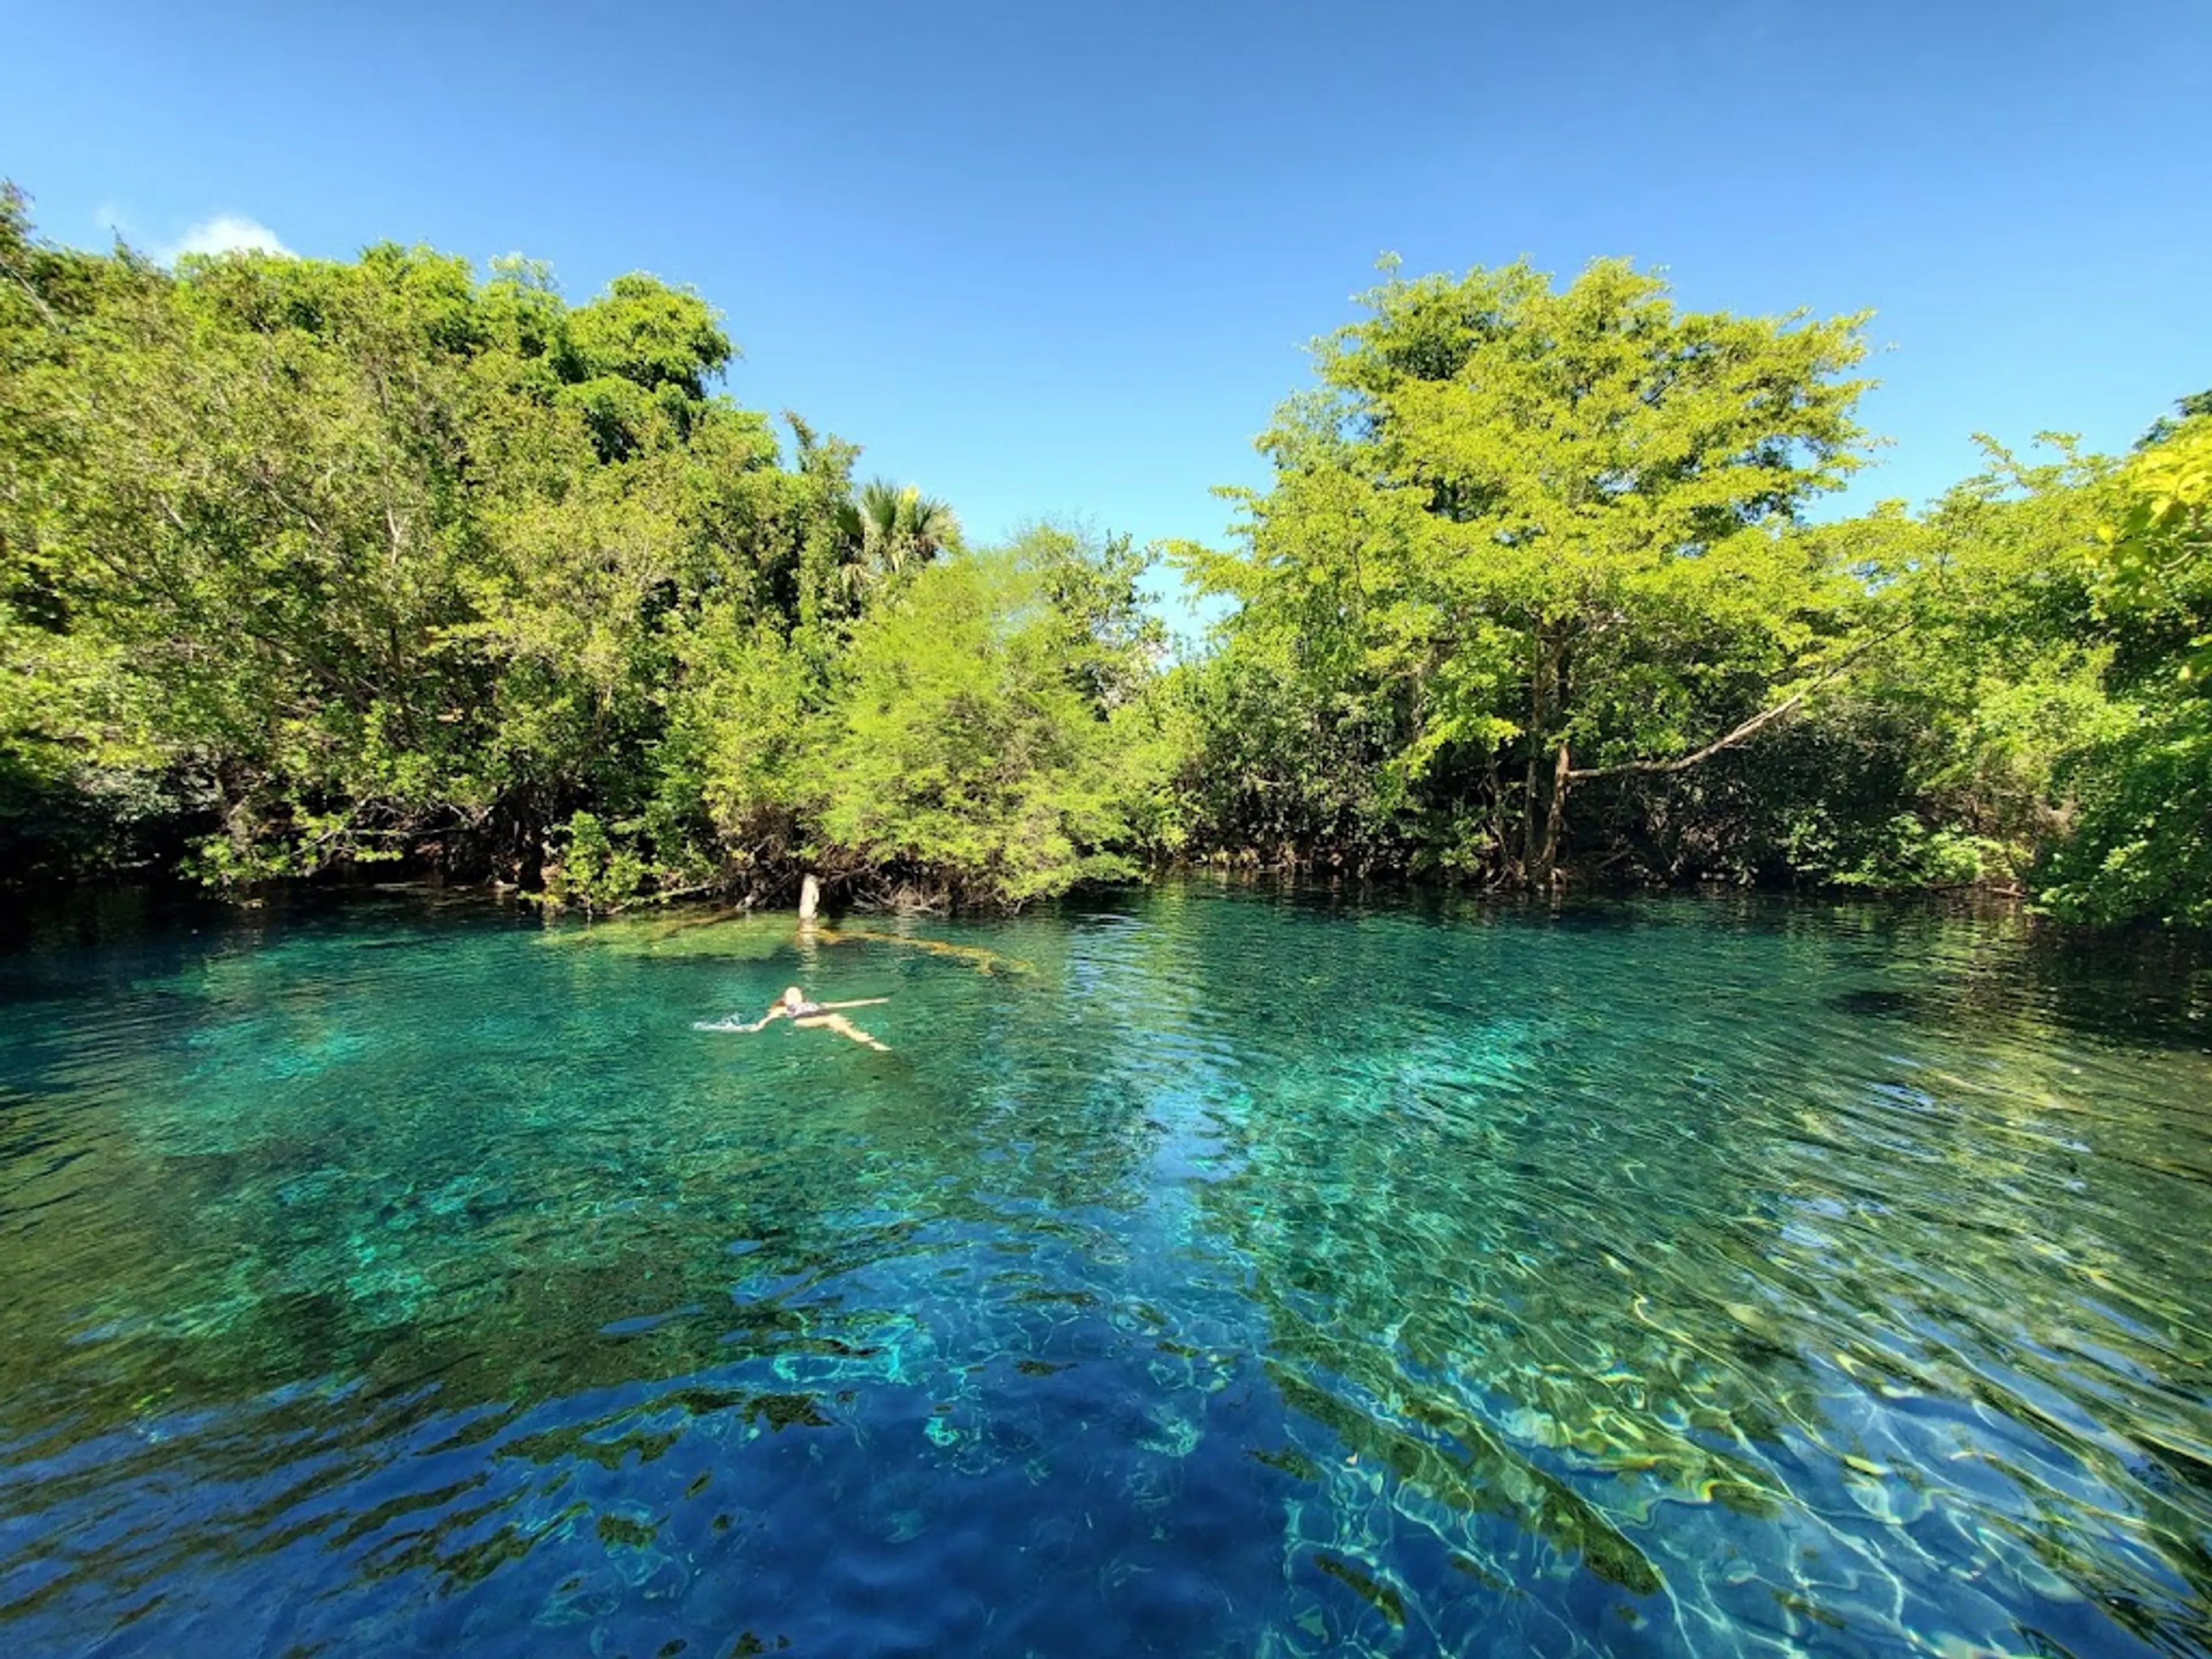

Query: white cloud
<box><xmin>166</xmin><ymin>214</ymin><xmax>292</xmax><ymax>261</ymax></box>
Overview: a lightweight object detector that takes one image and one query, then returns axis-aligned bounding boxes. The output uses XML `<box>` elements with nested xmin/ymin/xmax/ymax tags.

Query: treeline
<box><xmin>1175</xmin><ymin>260</ymin><xmax>2211</xmax><ymax>926</ymax></box>
<box><xmin>2</xmin><ymin>186</ymin><xmax>2206</xmax><ymax>922</ymax></box>
<box><xmin>0</xmin><ymin>184</ymin><xmax>1179</xmax><ymax>911</ymax></box>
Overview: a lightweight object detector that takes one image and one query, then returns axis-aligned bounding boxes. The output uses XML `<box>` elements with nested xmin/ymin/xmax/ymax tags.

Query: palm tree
<box><xmin>841</xmin><ymin>478</ymin><xmax>961</xmax><ymax>595</ymax></box>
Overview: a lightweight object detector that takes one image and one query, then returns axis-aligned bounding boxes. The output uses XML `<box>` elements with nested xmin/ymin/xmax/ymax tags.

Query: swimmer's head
<box><xmin>781</xmin><ymin>986</ymin><xmax>806</xmax><ymax>1009</ymax></box>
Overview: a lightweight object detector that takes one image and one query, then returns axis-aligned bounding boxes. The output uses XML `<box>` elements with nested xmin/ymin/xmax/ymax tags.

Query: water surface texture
<box><xmin>2</xmin><ymin>887</ymin><xmax>2209</xmax><ymax>1657</ymax></box>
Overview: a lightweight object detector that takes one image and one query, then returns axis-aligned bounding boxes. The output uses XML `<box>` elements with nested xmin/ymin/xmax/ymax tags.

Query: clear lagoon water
<box><xmin>1</xmin><ymin>884</ymin><xmax>2209</xmax><ymax>1658</ymax></box>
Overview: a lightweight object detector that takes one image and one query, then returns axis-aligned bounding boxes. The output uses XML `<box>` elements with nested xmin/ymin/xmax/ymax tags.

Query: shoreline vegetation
<box><xmin>3</xmin><ymin>183</ymin><xmax>2207</xmax><ymax>926</ymax></box>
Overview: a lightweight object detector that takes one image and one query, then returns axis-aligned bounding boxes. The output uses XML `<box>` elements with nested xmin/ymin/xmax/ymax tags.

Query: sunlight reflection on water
<box><xmin>0</xmin><ymin>885</ymin><xmax>2207</xmax><ymax>1657</ymax></box>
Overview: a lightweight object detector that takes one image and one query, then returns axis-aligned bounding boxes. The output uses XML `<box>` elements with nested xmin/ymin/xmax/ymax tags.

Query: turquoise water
<box><xmin>1</xmin><ymin>886</ymin><xmax>2209</xmax><ymax>1657</ymax></box>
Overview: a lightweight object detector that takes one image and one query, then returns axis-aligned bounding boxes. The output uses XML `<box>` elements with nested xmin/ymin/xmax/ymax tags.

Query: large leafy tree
<box><xmin>0</xmin><ymin>185</ymin><xmax>178</xmax><ymax>871</ymax></box>
<box><xmin>2036</xmin><ymin>407</ymin><xmax>2212</xmax><ymax>923</ymax></box>
<box><xmin>30</xmin><ymin>241</ymin><xmax>752</xmax><ymax>880</ymax></box>
<box><xmin>1183</xmin><ymin>256</ymin><xmax>1876</xmax><ymax>886</ymax></box>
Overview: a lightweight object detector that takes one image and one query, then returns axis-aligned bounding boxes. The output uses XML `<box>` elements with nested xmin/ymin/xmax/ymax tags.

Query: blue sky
<box><xmin>6</xmin><ymin>0</ymin><xmax>2207</xmax><ymax>619</ymax></box>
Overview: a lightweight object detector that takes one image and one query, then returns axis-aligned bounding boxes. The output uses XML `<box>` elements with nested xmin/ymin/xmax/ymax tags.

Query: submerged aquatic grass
<box><xmin>0</xmin><ymin>885</ymin><xmax>2207</xmax><ymax>1656</ymax></box>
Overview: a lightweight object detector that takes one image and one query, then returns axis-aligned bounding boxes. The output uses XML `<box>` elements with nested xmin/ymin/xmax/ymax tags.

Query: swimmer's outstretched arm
<box><xmin>694</xmin><ymin>1009</ymin><xmax>787</xmax><ymax>1033</ymax></box>
<box><xmin>817</xmin><ymin>998</ymin><xmax>889</xmax><ymax>1010</ymax></box>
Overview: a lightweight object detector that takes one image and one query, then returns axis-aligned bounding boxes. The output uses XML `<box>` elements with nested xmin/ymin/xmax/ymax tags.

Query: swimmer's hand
<box><xmin>694</xmin><ymin>1015</ymin><xmax>772</xmax><ymax>1033</ymax></box>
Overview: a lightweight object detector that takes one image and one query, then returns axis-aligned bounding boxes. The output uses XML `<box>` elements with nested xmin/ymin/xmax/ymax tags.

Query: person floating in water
<box><xmin>697</xmin><ymin>986</ymin><xmax>891</xmax><ymax>1051</ymax></box>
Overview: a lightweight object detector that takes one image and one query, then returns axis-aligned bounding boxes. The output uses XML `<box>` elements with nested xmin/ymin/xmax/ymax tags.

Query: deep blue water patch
<box><xmin>1</xmin><ymin>885</ymin><xmax>2208</xmax><ymax>1656</ymax></box>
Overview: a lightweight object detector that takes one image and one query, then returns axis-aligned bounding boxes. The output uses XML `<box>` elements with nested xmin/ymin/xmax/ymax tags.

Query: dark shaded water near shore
<box><xmin>1</xmin><ymin>885</ymin><xmax>2207</xmax><ymax>1657</ymax></box>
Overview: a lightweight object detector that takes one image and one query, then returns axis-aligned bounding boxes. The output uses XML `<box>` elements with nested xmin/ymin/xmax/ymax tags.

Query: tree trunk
<box><xmin>1536</xmin><ymin>740</ymin><xmax>1570</xmax><ymax>891</ymax></box>
<box><xmin>1520</xmin><ymin>638</ymin><xmax>1550</xmax><ymax>884</ymax></box>
<box><xmin>1485</xmin><ymin>749</ymin><xmax>1508</xmax><ymax>884</ymax></box>
<box><xmin>1522</xmin><ymin>637</ymin><xmax>1571</xmax><ymax>891</ymax></box>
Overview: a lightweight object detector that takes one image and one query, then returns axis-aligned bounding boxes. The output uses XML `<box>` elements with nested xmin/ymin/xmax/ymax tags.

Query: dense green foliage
<box><xmin>2036</xmin><ymin>415</ymin><xmax>2212</xmax><ymax>923</ymax></box>
<box><xmin>2</xmin><ymin>181</ymin><xmax>2205</xmax><ymax>923</ymax></box>
<box><xmin>1172</xmin><ymin>257</ymin><xmax>1876</xmax><ymax>887</ymax></box>
<box><xmin>0</xmin><ymin>185</ymin><xmax>1166</xmax><ymax>909</ymax></box>
<box><xmin>1171</xmin><ymin>258</ymin><xmax>2210</xmax><ymax>926</ymax></box>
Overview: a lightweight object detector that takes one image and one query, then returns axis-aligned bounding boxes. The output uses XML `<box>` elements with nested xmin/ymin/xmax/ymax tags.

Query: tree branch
<box><xmin>1566</xmin><ymin>622</ymin><xmax>1903</xmax><ymax>783</ymax></box>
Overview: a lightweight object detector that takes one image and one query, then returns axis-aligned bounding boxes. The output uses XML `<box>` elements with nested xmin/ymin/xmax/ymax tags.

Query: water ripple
<box><xmin>1</xmin><ymin>888</ymin><xmax>2208</xmax><ymax>1656</ymax></box>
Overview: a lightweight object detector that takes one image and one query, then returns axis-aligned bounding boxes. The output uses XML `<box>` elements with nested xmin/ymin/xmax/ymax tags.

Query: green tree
<box><xmin>1681</xmin><ymin>448</ymin><xmax>2119</xmax><ymax>893</ymax></box>
<box><xmin>807</xmin><ymin>546</ymin><xmax>1177</xmax><ymax>906</ymax></box>
<box><xmin>2036</xmin><ymin>410</ymin><xmax>2212</xmax><ymax>924</ymax></box>
<box><xmin>839</xmin><ymin>476</ymin><xmax>961</xmax><ymax>596</ymax></box>
<box><xmin>1184</xmin><ymin>256</ymin><xmax>1876</xmax><ymax>886</ymax></box>
<box><xmin>0</xmin><ymin>191</ymin><xmax>798</xmax><ymax>891</ymax></box>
